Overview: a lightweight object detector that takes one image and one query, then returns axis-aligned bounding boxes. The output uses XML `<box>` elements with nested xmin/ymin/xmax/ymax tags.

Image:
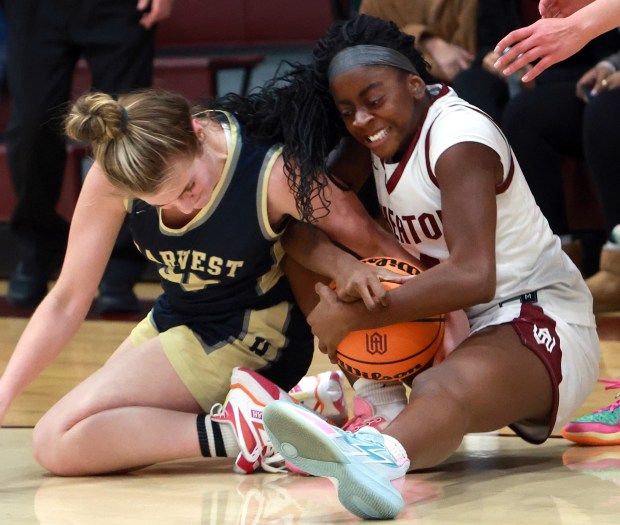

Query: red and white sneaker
<box><xmin>211</xmin><ymin>367</ymin><xmax>295</xmax><ymax>474</ymax></box>
<box><xmin>288</xmin><ymin>370</ymin><xmax>348</xmax><ymax>426</ymax></box>
<box><xmin>342</xmin><ymin>395</ymin><xmax>390</xmax><ymax>432</ymax></box>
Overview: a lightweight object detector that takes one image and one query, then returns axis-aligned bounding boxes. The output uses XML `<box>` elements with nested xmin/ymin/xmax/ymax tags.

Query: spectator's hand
<box><xmin>576</xmin><ymin>64</ymin><xmax>615</xmax><ymax>101</ymax></box>
<box><xmin>420</xmin><ymin>37</ymin><xmax>474</xmax><ymax>82</ymax></box>
<box><xmin>494</xmin><ymin>17</ymin><xmax>587</xmax><ymax>83</ymax></box>
<box><xmin>539</xmin><ymin>0</ymin><xmax>594</xmax><ymax>18</ymax></box>
<box><xmin>602</xmin><ymin>71</ymin><xmax>620</xmax><ymax>91</ymax></box>
<box><xmin>482</xmin><ymin>51</ymin><xmax>503</xmax><ymax>76</ymax></box>
<box><xmin>482</xmin><ymin>51</ymin><xmax>535</xmax><ymax>90</ymax></box>
<box><xmin>137</xmin><ymin>0</ymin><xmax>175</xmax><ymax>29</ymax></box>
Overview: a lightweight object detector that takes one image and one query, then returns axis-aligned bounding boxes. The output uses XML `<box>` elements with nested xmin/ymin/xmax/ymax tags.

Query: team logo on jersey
<box><xmin>533</xmin><ymin>324</ymin><xmax>556</xmax><ymax>353</ymax></box>
<box><xmin>381</xmin><ymin>206</ymin><xmax>444</xmax><ymax>246</ymax></box>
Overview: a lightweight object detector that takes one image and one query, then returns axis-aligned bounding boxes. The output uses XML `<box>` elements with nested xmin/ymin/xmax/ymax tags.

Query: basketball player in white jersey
<box><xmin>261</xmin><ymin>14</ymin><xmax>599</xmax><ymax>520</ymax></box>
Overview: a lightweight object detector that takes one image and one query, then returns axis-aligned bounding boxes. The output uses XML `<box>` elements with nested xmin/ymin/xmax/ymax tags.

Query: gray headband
<box><xmin>327</xmin><ymin>44</ymin><xmax>418</xmax><ymax>82</ymax></box>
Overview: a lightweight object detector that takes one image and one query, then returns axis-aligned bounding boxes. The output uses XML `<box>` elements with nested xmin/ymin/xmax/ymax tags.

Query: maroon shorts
<box><xmin>508</xmin><ymin>303</ymin><xmax>563</xmax><ymax>444</ymax></box>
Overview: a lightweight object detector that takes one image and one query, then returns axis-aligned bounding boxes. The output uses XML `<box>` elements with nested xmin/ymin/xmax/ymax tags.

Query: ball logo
<box><xmin>363</xmin><ymin>257</ymin><xmax>421</xmax><ymax>276</ymax></box>
<box><xmin>366</xmin><ymin>332</ymin><xmax>388</xmax><ymax>355</ymax></box>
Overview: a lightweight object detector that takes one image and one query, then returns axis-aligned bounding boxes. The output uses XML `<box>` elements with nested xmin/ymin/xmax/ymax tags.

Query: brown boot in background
<box><xmin>586</xmin><ymin>244</ymin><xmax>620</xmax><ymax>314</ymax></box>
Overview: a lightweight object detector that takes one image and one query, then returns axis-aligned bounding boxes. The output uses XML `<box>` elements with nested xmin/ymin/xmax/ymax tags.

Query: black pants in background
<box><xmin>4</xmin><ymin>0</ymin><xmax>155</xmax><ymax>284</ymax></box>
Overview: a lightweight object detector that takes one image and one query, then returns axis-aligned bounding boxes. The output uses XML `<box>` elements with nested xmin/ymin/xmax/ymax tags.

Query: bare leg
<box><xmin>385</xmin><ymin>324</ymin><xmax>553</xmax><ymax>469</ymax></box>
<box><xmin>32</xmin><ymin>336</ymin><xmax>204</xmax><ymax>476</ymax></box>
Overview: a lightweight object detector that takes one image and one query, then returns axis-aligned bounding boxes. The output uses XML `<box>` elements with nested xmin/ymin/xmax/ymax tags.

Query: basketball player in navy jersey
<box><xmin>0</xmin><ymin>88</ymin><xmax>413</xmax><ymax>476</ymax></box>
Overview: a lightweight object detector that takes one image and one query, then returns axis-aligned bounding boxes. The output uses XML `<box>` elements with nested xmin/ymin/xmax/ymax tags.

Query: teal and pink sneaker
<box><xmin>263</xmin><ymin>400</ymin><xmax>410</xmax><ymax>520</ymax></box>
<box><xmin>562</xmin><ymin>379</ymin><xmax>620</xmax><ymax>446</ymax></box>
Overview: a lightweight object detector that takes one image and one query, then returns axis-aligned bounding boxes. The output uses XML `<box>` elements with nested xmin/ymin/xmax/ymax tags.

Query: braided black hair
<box><xmin>208</xmin><ymin>15</ymin><xmax>432</xmax><ymax>222</ymax></box>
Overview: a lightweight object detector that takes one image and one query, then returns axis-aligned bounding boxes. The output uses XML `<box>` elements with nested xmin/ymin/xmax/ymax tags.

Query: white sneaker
<box><xmin>211</xmin><ymin>367</ymin><xmax>294</xmax><ymax>474</ymax></box>
<box><xmin>263</xmin><ymin>400</ymin><xmax>410</xmax><ymax>520</ymax></box>
<box><xmin>289</xmin><ymin>370</ymin><xmax>348</xmax><ymax>426</ymax></box>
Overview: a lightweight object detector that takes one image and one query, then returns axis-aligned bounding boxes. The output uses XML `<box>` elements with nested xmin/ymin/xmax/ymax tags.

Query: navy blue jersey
<box><xmin>127</xmin><ymin>111</ymin><xmax>296</xmax><ymax>323</ymax></box>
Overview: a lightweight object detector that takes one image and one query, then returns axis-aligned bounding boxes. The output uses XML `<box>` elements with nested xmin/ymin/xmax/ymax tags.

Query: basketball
<box><xmin>335</xmin><ymin>257</ymin><xmax>445</xmax><ymax>382</ymax></box>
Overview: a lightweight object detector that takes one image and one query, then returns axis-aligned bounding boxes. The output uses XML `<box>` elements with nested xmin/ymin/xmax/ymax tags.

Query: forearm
<box><xmin>339</xmin><ymin>257</ymin><xmax>492</xmax><ymax>333</ymax></box>
<box><xmin>282</xmin><ymin>221</ymin><xmax>360</xmax><ymax>280</ymax></box>
<box><xmin>0</xmin><ymin>291</ymin><xmax>90</xmax><ymax>414</ymax></box>
<box><xmin>318</xmin><ymin>184</ymin><xmax>421</xmax><ymax>265</ymax></box>
<box><xmin>567</xmin><ymin>0</ymin><xmax>620</xmax><ymax>42</ymax></box>
<box><xmin>347</xmin><ymin>219</ymin><xmax>421</xmax><ymax>265</ymax></box>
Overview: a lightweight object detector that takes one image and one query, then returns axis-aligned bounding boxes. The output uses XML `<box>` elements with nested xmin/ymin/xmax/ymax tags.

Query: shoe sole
<box><xmin>263</xmin><ymin>401</ymin><xmax>405</xmax><ymax>520</ymax></box>
<box><xmin>562</xmin><ymin>428</ymin><xmax>620</xmax><ymax>446</ymax></box>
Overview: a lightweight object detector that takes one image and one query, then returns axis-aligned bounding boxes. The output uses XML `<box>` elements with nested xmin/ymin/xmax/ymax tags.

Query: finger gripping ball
<box><xmin>336</xmin><ymin>257</ymin><xmax>445</xmax><ymax>382</ymax></box>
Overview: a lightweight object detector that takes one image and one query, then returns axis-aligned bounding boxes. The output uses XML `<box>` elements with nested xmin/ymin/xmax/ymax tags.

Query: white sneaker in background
<box><xmin>289</xmin><ymin>370</ymin><xmax>348</xmax><ymax>426</ymax></box>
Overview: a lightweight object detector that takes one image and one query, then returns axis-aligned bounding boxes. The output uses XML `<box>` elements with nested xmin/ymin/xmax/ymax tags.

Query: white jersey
<box><xmin>372</xmin><ymin>85</ymin><xmax>595</xmax><ymax>332</ymax></box>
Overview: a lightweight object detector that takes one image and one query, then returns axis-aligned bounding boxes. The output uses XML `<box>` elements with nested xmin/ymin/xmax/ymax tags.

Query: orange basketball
<box><xmin>335</xmin><ymin>257</ymin><xmax>445</xmax><ymax>382</ymax></box>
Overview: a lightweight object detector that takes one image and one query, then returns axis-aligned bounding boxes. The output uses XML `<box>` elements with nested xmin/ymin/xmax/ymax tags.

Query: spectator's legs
<box><xmin>452</xmin><ymin>67</ymin><xmax>510</xmax><ymax>124</ymax></box>
<box><xmin>582</xmin><ymin>89</ymin><xmax>620</xmax><ymax>312</ymax></box>
<box><xmin>502</xmin><ymin>83</ymin><xmax>586</xmax><ymax>265</ymax></box>
<box><xmin>4</xmin><ymin>0</ymin><xmax>79</xmax><ymax>307</ymax></box>
<box><xmin>74</xmin><ymin>0</ymin><xmax>157</xmax><ymax>313</ymax></box>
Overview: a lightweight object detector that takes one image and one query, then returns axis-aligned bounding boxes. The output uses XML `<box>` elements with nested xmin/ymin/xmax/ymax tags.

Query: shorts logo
<box><xmin>366</xmin><ymin>333</ymin><xmax>388</xmax><ymax>355</ymax></box>
<box><xmin>250</xmin><ymin>337</ymin><xmax>271</xmax><ymax>356</ymax></box>
<box><xmin>533</xmin><ymin>324</ymin><xmax>556</xmax><ymax>353</ymax></box>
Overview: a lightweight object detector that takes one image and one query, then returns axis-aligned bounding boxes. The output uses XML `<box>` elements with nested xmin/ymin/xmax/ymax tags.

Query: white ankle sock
<box><xmin>353</xmin><ymin>379</ymin><xmax>408</xmax><ymax>421</ymax></box>
<box><xmin>196</xmin><ymin>415</ymin><xmax>240</xmax><ymax>457</ymax></box>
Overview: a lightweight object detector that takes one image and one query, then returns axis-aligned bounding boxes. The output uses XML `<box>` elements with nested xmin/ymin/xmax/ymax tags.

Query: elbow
<box><xmin>475</xmin><ymin>280</ymin><xmax>496</xmax><ymax>304</ymax></box>
<box><xmin>456</xmin><ymin>260</ymin><xmax>495</xmax><ymax>305</ymax></box>
<box><xmin>471</xmin><ymin>267</ymin><xmax>496</xmax><ymax>304</ymax></box>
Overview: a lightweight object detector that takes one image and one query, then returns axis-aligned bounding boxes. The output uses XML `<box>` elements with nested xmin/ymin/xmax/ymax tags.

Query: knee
<box><xmin>32</xmin><ymin>417</ymin><xmax>84</xmax><ymax>476</ymax></box>
<box><xmin>32</xmin><ymin>420</ymin><xmax>65</xmax><ymax>475</ymax></box>
<box><xmin>409</xmin><ymin>371</ymin><xmax>470</xmax><ymax>426</ymax></box>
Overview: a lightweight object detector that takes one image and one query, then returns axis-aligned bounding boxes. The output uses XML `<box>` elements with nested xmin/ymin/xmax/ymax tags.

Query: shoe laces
<box><xmin>342</xmin><ymin>396</ymin><xmax>386</xmax><ymax>432</ymax></box>
<box><xmin>343</xmin><ymin>414</ymin><xmax>386</xmax><ymax>432</ymax></box>
<box><xmin>597</xmin><ymin>379</ymin><xmax>620</xmax><ymax>412</ymax></box>
<box><xmin>210</xmin><ymin>401</ymin><xmax>285</xmax><ymax>473</ymax></box>
<box><xmin>260</xmin><ymin>448</ymin><xmax>287</xmax><ymax>473</ymax></box>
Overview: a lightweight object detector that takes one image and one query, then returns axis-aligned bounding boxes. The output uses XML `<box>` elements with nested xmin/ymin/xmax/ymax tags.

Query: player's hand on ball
<box><xmin>308</xmin><ymin>282</ymin><xmax>352</xmax><ymax>363</ymax></box>
<box><xmin>332</xmin><ymin>260</ymin><xmax>409</xmax><ymax>309</ymax></box>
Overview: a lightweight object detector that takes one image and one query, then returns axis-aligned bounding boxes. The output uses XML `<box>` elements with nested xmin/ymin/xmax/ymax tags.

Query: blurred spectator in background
<box><xmin>4</xmin><ymin>0</ymin><xmax>174</xmax><ymax>311</ymax></box>
<box><xmin>452</xmin><ymin>0</ymin><xmax>537</xmax><ymax>123</ymax></box>
<box><xmin>501</xmin><ymin>38</ymin><xmax>620</xmax><ymax>281</ymax></box>
<box><xmin>0</xmin><ymin>5</ymin><xmax>6</xmax><ymax>99</ymax></box>
<box><xmin>495</xmin><ymin>0</ymin><xmax>620</xmax><ymax>82</ymax></box>
<box><xmin>358</xmin><ymin>0</ymin><xmax>477</xmax><ymax>83</ymax></box>
<box><xmin>454</xmin><ymin>0</ymin><xmax>620</xmax><ymax>124</ymax></box>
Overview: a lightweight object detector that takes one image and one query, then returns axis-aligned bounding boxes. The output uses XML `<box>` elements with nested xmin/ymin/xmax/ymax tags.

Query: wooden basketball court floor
<box><xmin>1</xmin><ymin>282</ymin><xmax>620</xmax><ymax>524</ymax></box>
